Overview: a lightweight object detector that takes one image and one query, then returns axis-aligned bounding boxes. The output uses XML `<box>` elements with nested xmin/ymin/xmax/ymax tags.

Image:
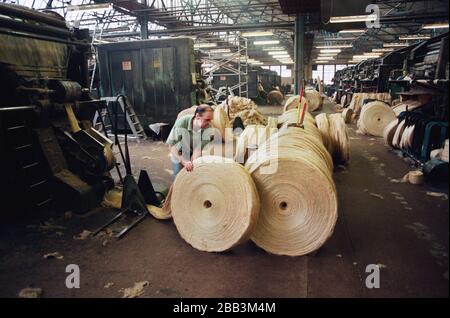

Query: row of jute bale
<box><xmin>164</xmin><ymin>95</ymin><xmax>349</xmax><ymax>256</ymax></box>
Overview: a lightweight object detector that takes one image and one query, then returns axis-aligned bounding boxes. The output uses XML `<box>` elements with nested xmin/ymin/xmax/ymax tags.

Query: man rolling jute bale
<box><xmin>244</xmin><ymin>115</ymin><xmax>337</xmax><ymax>256</ymax></box>
<box><xmin>170</xmin><ymin>156</ymin><xmax>260</xmax><ymax>252</ymax></box>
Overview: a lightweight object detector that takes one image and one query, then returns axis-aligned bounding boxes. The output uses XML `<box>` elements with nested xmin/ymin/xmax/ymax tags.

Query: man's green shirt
<box><xmin>166</xmin><ymin>115</ymin><xmax>213</xmax><ymax>159</ymax></box>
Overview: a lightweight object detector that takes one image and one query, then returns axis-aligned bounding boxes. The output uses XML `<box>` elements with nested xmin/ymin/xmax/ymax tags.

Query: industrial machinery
<box><xmin>0</xmin><ymin>3</ymin><xmax>115</xmax><ymax>217</ymax></box>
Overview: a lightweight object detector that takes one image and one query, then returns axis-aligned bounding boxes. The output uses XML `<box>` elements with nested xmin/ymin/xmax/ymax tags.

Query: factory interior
<box><xmin>0</xmin><ymin>0</ymin><xmax>448</xmax><ymax>300</ymax></box>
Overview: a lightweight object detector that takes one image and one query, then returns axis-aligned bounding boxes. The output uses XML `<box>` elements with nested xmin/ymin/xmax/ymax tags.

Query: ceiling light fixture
<box><xmin>316</xmin><ymin>45</ymin><xmax>352</xmax><ymax>49</ymax></box>
<box><xmin>320</xmin><ymin>49</ymin><xmax>342</xmax><ymax>54</ymax></box>
<box><xmin>330</xmin><ymin>14</ymin><xmax>377</xmax><ymax>24</ymax></box>
<box><xmin>422</xmin><ymin>23</ymin><xmax>449</xmax><ymax>29</ymax></box>
<box><xmin>398</xmin><ymin>35</ymin><xmax>431</xmax><ymax>40</ymax></box>
<box><xmin>194</xmin><ymin>43</ymin><xmax>217</xmax><ymax>48</ymax></box>
<box><xmin>254</xmin><ymin>40</ymin><xmax>280</xmax><ymax>45</ymax></box>
<box><xmin>338</xmin><ymin>29</ymin><xmax>366</xmax><ymax>33</ymax></box>
<box><xmin>241</xmin><ymin>31</ymin><xmax>274</xmax><ymax>37</ymax></box>
<box><xmin>383</xmin><ymin>42</ymin><xmax>408</xmax><ymax>47</ymax></box>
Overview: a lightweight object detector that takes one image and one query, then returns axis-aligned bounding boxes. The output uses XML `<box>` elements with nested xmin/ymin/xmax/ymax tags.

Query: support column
<box><xmin>140</xmin><ymin>16</ymin><xmax>149</xmax><ymax>40</ymax></box>
<box><xmin>294</xmin><ymin>14</ymin><xmax>304</xmax><ymax>94</ymax></box>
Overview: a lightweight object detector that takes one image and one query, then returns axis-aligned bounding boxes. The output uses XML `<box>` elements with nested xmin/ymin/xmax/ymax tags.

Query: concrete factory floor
<box><xmin>0</xmin><ymin>100</ymin><xmax>448</xmax><ymax>298</ymax></box>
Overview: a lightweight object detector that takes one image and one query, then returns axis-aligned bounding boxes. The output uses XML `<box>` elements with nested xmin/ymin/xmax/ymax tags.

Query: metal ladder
<box><xmin>4</xmin><ymin>115</ymin><xmax>52</xmax><ymax>209</ymax></box>
<box><xmin>94</xmin><ymin>96</ymin><xmax>147</xmax><ymax>142</ymax></box>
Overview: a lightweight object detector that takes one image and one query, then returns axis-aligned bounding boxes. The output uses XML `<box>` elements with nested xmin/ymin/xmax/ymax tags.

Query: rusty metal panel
<box><xmin>97</xmin><ymin>38</ymin><xmax>196</xmax><ymax>126</ymax></box>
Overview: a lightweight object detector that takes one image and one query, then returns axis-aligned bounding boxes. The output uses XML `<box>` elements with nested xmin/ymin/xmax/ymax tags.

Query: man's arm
<box><xmin>169</xmin><ymin>144</ymin><xmax>193</xmax><ymax>172</ymax></box>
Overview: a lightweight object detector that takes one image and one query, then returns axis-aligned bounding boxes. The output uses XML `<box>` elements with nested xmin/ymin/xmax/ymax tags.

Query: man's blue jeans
<box><xmin>171</xmin><ymin>157</ymin><xmax>183</xmax><ymax>181</ymax></box>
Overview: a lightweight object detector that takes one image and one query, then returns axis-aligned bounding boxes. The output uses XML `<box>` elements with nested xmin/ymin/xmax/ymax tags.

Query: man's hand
<box><xmin>182</xmin><ymin>160</ymin><xmax>194</xmax><ymax>172</ymax></box>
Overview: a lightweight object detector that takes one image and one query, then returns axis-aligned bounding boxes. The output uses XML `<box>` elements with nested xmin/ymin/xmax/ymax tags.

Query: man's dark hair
<box><xmin>194</xmin><ymin>104</ymin><xmax>213</xmax><ymax>116</ymax></box>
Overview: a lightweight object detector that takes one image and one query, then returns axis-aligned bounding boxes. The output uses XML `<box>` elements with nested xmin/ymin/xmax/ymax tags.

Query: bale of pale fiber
<box><xmin>383</xmin><ymin>118</ymin><xmax>399</xmax><ymax>148</ymax></box>
<box><xmin>234</xmin><ymin>124</ymin><xmax>276</xmax><ymax>164</ymax></box>
<box><xmin>357</xmin><ymin>101</ymin><xmax>396</xmax><ymax>137</ymax></box>
<box><xmin>342</xmin><ymin>107</ymin><xmax>353</xmax><ymax>124</ymax></box>
<box><xmin>171</xmin><ymin>156</ymin><xmax>260</xmax><ymax>252</ymax></box>
<box><xmin>244</xmin><ymin>126</ymin><xmax>337</xmax><ymax>256</ymax></box>
<box><xmin>315</xmin><ymin>113</ymin><xmax>333</xmax><ymax>155</ymax></box>
<box><xmin>177</xmin><ymin>105</ymin><xmax>197</xmax><ymax>119</ymax></box>
<box><xmin>221</xmin><ymin>96</ymin><xmax>266</xmax><ymax>126</ymax></box>
<box><xmin>304</xmin><ymin>89</ymin><xmax>322</xmax><ymax>111</ymax></box>
<box><xmin>212</xmin><ymin>106</ymin><xmax>233</xmax><ymax>142</ymax></box>
<box><xmin>283</xmin><ymin>95</ymin><xmax>309</xmax><ymax>112</ymax></box>
<box><xmin>349</xmin><ymin>93</ymin><xmax>391</xmax><ymax>115</ymax></box>
<box><xmin>340</xmin><ymin>95</ymin><xmax>347</xmax><ymax>108</ymax></box>
<box><xmin>392</xmin><ymin>119</ymin><xmax>406</xmax><ymax>149</ymax></box>
<box><xmin>267</xmin><ymin>90</ymin><xmax>284</xmax><ymax>105</ymax></box>
<box><xmin>277</xmin><ymin>108</ymin><xmax>315</xmax><ymax>126</ymax></box>
<box><xmin>441</xmin><ymin>139</ymin><xmax>449</xmax><ymax>163</ymax></box>
<box><xmin>328</xmin><ymin>114</ymin><xmax>350</xmax><ymax>164</ymax></box>
<box><xmin>202</xmin><ymin>139</ymin><xmax>236</xmax><ymax>159</ymax></box>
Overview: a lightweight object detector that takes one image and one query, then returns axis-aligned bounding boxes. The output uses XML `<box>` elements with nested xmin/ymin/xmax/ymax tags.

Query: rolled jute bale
<box><xmin>283</xmin><ymin>95</ymin><xmax>309</xmax><ymax>112</ymax></box>
<box><xmin>315</xmin><ymin>113</ymin><xmax>333</xmax><ymax>155</ymax></box>
<box><xmin>392</xmin><ymin>119</ymin><xmax>406</xmax><ymax>149</ymax></box>
<box><xmin>171</xmin><ymin>156</ymin><xmax>260</xmax><ymax>252</ymax></box>
<box><xmin>349</xmin><ymin>93</ymin><xmax>392</xmax><ymax>116</ymax></box>
<box><xmin>221</xmin><ymin>96</ymin><xmax>267</xmax><ymax>126</ymax></box>
<box><xmin>304</xmin><ymin>89</ymin><xmax>322</xmax><ymax>112</ymax></box>
<box><xmin>399</xmin><ymin>124</ymin><xmax>415</xmax><ymax>150</ymax></box>
<box><xmin>357</xmin><ymin>101</ymin><xmax>396</xmax><ymax>137</ymax></box>
<box><xmin>441</xmin><ymin>139</ymin><xmax>449</xmax><ymax>163</ymax></box>
<box><xmin>267</xmin><ymin>116</ymin><xmax>278</xmax><ymax>129</ymax></box>
<box><xmin>383</xmin><ymin>118</ymin><xmax>399</xmax><ymax>147</ymax></box>
<box><xmin>328</xmin><ymin>114</ymin><xmax>350</xmax><ymax>164</ymax></box>
<box><xmin>212</xmin><ymin>106</ymin><xmax>233</xmax><ymax>142</ymax></box>
<box><xmin>177</xmin><ymin>105</ymin><xmax>197</xmax><ymax>119</ymax></box>
<box><xmin>267</xmin><ymin>90</ymin><xmax>284</xmax><ymax>105</ymax></box>
<box><xmin>102</xmin><ymin>189</ymin><xmax>171</xmax><ymax>220</ymax></box>
<box><xmin>342</xmin><ymin>107</ymin><xmax>353</xmax><ymax>124</ymax></box>
<box><xmin>408</xmin><ymin>170</ymin><xmax>424</xmax><ymax>185</ymax></box>
<box><xmin>234</xmin><ymin>124</ymin><xmax>277</xmax><ymax>164</ymax></box>
<box><xmin>244</xmin><ymin>125</ymin><xmax>337</xmax><ymax>256</ymax></box>
<box><xmin>202</xmin><ymin>139</ymin><xmax>237</xmax><ymax>159</ymax></box>
<box><xmin>340</xmin><ymin>95</ymin><xmax>347</xmax><ymax>108</ymax></box>
<box><xmin>430</xmin><ymin>149</ymin><xmax>443</xmax><ymax>160</ymax></box>
<box><xmin>278</xmin><ymin>108</ymin><xmax>315</xmax><ymax>127</ymax></box>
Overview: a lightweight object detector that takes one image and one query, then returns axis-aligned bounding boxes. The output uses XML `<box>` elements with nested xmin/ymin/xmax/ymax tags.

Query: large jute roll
<box><xmin>315</xmin><ymin>113</ymin><xmax>333</xmax><ymax>155</ymax></box>
<box><xmin>328</xmin><ymin>114</ymin><xmax>350</xmax><ymax>164</ymax></box>
<box><xmin>392</xmin><ymin>119</ymin><xmax>406</xmax><ymax>149</ymax></box>
<box><xmin>442</xmin><ymin>139</ymin><xmax>449</xmax><ymax>163</ymax></box>
<box><xmin>357</xmin><ymin>101</ymin><xmax>396</xmax><ymax>137</ymax></box>
<box><xmin>177</xmin><ymin>105</ymin><xmax>197</xmax><ymax>119</ymax></box>
<box><xmin>221</xmin><ymin>96</ymin><xmax>267</xmax><ymax>126</ymax></box>
<box><xmin>235</xmin><ymin>124</ymin><xmax>275</xmax><ymax>164</ymax></box>
<box><xmin>315</xmin><ymin>114</ymin><xmax>349</xmax><ymax>165</ymax></box>
<box><xmin>349</xmin><ymin>93</ymin><xmax>391</xmax><ymax>116</ymax></box>
<box><xmin>202</xmin><ymin>139</ymin><xmax>236</xmax><ymax>159</ymax></box>
<box><xmin>212</xmin><ymin>106</ymin><xmax>232</xmax><ymax>142</ymax></box>
<box><xmin>278</xmin><ymin>108</ymin><xmax>315</xmax><ymax>126</ymax></box>
<box><xmin>383</xmin><ymin>118</ymin><xmax>399</xmax><ymax>147</ymax></box>
<box><xmin>171</xmin><ymin>156</ymin><xmax>260</xmax><ymax>252</ymax></box>
<box><xmin>340</xmin><ymin>95</ymin><xmax>347</xmax><ymax>108</ymax></box>
<box><xmin>342</xmin><ymin>107</ymin><xmax>353</xmax><ymax>124</ymax></box>
<box><xmin>283</xmin><ymin>95</ymin><xmax>309</xmax><ymax>112</ymax></box>
<box><xmin>267</xmin><ymin>90</ymin><xmax>284</xmax><ymax>105</ymax></box>
<box><xmin>304</xmin><ymin>89</ymin><xmax>322</xmax><ymax>112</ymax></box>
<box><xmin>244</xmin><ymin>125</ymin><xmax>337</xmax><ymax>256</ymax></box>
